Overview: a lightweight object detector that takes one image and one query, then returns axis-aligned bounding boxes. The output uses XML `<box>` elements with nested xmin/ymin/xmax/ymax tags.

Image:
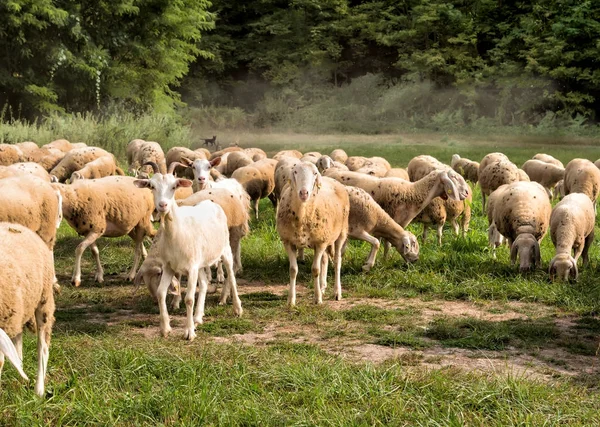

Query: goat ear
<box><xmin>510</xmin><ymin>242</ymin><xmax>518</xmax><ymax>265</ymax></box>
<box><xmin>180</xmin><ymin>157</ymin><xmax>193</xmax><ymax>167</ymax></box>
<box><xmin>210</xmin><ymin>157</ymin><xmax>222</xmax><ymax>167</ymax></box>
<box><xmin>134</xmin><ymin>179</ymin><xmax>152</xmax><ymax>189</ymax></box>
<box><xmin>176</xmin><ymin>178</ymin><xmax>193</xmax><ymax>188</ymax></box>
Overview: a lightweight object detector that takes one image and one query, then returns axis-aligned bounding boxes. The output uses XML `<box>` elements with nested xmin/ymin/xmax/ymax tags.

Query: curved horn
<box><xmin>143</xmin><ymin>161</ymin><xmax>160</xmax><ymax>174</ymax></box>
<box><xmin>168</xmin><ymin>161</ymin><xmax>186</xmax><ymax>175</ymax></box>
<box><xmin>570</xmin><ymin>256</ymin><xmax>579</xmax><ymax>281</ymax></box>
<box><xmin>440</xmin><ymin>171</ymin><xmax>460</xmax><ymax>201</ymax></box>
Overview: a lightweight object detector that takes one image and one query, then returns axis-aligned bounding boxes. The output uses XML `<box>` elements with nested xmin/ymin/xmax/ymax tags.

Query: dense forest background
<box><xmin>1</xmin><ymin>0</ymin><xmax>599</xmax><ymax>133</ymax></box>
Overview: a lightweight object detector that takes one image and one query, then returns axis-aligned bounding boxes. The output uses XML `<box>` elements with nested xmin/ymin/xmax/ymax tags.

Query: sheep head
<box><xmin>510</xmin><ymin>233</ymin><xmax>541</xmax><ymax>273</ymax></box>
<box><xmin>549</xmin><ymin>254</ymin><xmax>578</xmax><ymax>282</ymax></box>
<box><xmin>451</xmin><ymin>154</ymin><xmax>460</xmax><ymax>168</ymax></box>
<box><xmin>134</xmin><ymin>163</ymin><xmax>192</xmax><ymax>217</ymax></box>
<box><xmin>316</xmin><ymin>155</ymin><xmax>333</xmax><ymax>174</ymax></box>
<box><xmin>397</xmin><ymin>232</ymin><xmax>419</xmax><ymax>263</ymax></box>
<box><xmin>439</xmin><ymin>170</ymin><xmax>469</xmax><ymax>201</ymax></box>
<box><xmin>70</xmin><ymin>171</ymin><xmax>84</xmax><ymax>183</ymax></box>
<box><xmin>291</xmin><ymin>162</ymin><xmax>321</xmax><ymax>203</ymax></box>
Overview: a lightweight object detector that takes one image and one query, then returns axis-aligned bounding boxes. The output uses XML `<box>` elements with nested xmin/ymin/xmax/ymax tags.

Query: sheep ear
<box><xmin>441</xmin><ymin>171</ymin><xmax>460</xmax><ymax>201</ymax></box>
<box><xmin>534</xmin><ymin>240</ymin><xmax>542</xmax><ymax>269</ymax></box>
<box><xmin>176</xmin><ymin>178</ymin><xmax>192</xmax><ymax>188</ymax></box>
<box><xmin>134</xmin><ymin>179</ymin><xmax>152</xmax><ymax>189</ymax></box>
<box><xmin>210</xmin><ymin>157</ymin><xmax>222</xmax><ymax>167</ymax></box>
<box><xmin>510</xmin><ymin>242</ymin><xmax>518</xmax><ymax>265</ymax></box>
<box><xmin>570</xmin><ymin>256</ymin><xmax>579</xmax><ymax>280</ymax></box>
<box><xmin>548</xmin><ymin>258</ymin><xmax>556</xmax><ymax>281</ymax></box>
<box><xmin>315</xmin><ymin>172</ymin><xmax>322</xmax><ymax>192</ymax></box>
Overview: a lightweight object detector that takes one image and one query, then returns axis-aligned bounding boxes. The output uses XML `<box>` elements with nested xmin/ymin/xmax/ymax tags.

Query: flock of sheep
<box><xmin>0</xmin><ymin>137</ymin><xmax>598</xmax><ymax>398</ymax></box>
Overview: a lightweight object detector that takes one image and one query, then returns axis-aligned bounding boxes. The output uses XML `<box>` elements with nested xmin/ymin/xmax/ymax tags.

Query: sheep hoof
<box><xmin>95</xmin><ymin>273</ymin><xmax>104</xmax><ymax>283</ymax></box>
<box><xmin>335</xmin><ymin>294</ymin><xmax>342</xmax><ymax>301</ymax></box>
<box><xmin>72</xmin><ymin>278</ymin><xmax>81</xmax><ymax>287</ymax></box>
<box><xmin>361</xmin><ymin>264</ymin><xmax>372</xmax><ymax>272</ymax></box>
<box><xmin>160</xmin><ymin>325</ymin><xmax>172</xmax><ymax>337</ymax></box>
<box><xmin>184</xmin><ymin>329</ymin><xmax>196</xmax><ymax>341</ymax></box>
<box><xmin>194</xmin><ymin>315</ymin><xmax>204</xmax><ymax>325</ymax></box>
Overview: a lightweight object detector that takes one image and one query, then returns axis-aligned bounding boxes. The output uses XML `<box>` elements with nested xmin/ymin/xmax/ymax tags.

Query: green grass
<box><xmin>4</xmin><ymin>130</ymin><xmax>600</xmax><ymax>424</ymax></box>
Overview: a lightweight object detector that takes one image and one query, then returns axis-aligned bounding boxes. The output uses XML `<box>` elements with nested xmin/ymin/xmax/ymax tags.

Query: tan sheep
<box><xmin>407</xmin><ymin>155</ymin><xmax>450</xmax><ymax>181</ymax></box>
<box><xmin>564</xmin><ymin>158</ymin><xmax>600</xmax><ymax>208</ymax></box>
<box><xmin>521</xmin><ymin>159</ymin><xmax>565</xmax><ymax>197</ymax></box>
<box><xmin>15</xmin><ymin>141</ymin><xmax>39</xmax><ymax>161</ymax></box>
<box><xmin>273</xmin><ymin>157</ymin><xmax>302</xmax><ymax>203</ymax></box>
<box><xmin>50</xmin><ymin>146</ymin><xmax>113</xmax><ymax>182</ymax></box>
<box><xmin>244</xmin><ymin>147</ymin><xmax>267</xmax><ymax>161</ymax></box>
<box><xmin>126</xmin><ymin>139</ymin><xmax>145</xmax><ymax>166</ymax></box>
<box><xmin>0</xmin><ymin>162</ymin><xmax>54</xmax><ymax>182</ymax></box>
<box><xmin>42</xmin><ymin>139</ymin><xmax>72</xmax><ymax>152</ymax></box>
<box><xmin>53</xmin><ymin>175</ymin><xmax>156</xmax><ymax>287</ymax></box>
<box><xmin>166</xmin><ymin>146</ymin><xmax>207</xmax><ymax>178</ymax></box>
<box><xmin>384</xmin><ymin>168</ymin><xmax>410</xmax><ymax>180</ymax></box>
<box><xmin>486</xmin><ymin>181</ymin><xmax>551</xmax><ymax>272</ymax></box>
<box><xmin>0</xmin><ymin>222</ymin><xmax>55</xmax><ymax>397</ymax></box>
<box><xmin>549</xmin><ymin>193</ymin><xmax>595</xmax><ymax>281</ymax></box>
<box><xmin>316</xmin><ymin>155</ymin><xmax>349</xmax><ymax>175</ymax></box>
<box><xmin>232</xmin><ymin>158</ymin><xmax>277</xmax><ymax>218</ymax></box>
<box><xmin>479</xmin><ymin>152</ymin><xmax>509</xmax><ymax>178</ymax></box>
<box><xmin>70</xmin><ymin>155</ymin><xmax>125</xmax><ymax>182</ymax></box>
<box><xmin>533</xmin><ymin>153</ymin><xmax>564</xmax><ymax>168</ymax></box>
<box><xmin>224</xmin><ymin>151</ymin><xmax>254</xmax><ymax>176</ymax></box>
<box><xmin>330</xmin><ymin>149</ymin><xmax>348</xmax><ymax>163</ymax></box>
<box><xmin>478</xmin><ymin>159</ymin><xmax>520</xmax><ymax>211</ymax></box>
<box><xmin>277</xmin><ymin>163</ymin><xmax>349</xmax><ymax>306</ymax></box>
<box><xmin>128</xmin><ymin>140</ymin><xmax>167</xmax><ymax>177</ymax></box>
<box><xmin>35</xmin><ymin>147</ymin><xmax>66</xmax><ymax>171</ymax></box>
<box><xmin>450</xmin><ymin>154</ymin><xmax>479</xmax><ymax>183</ymax></box>
<box><xmin>273</xmin><ymin>149</ymin><xmax>303</xmax><ymax>161</ymax></box>
<box><xmin>0</xmin><ymin>144</ymin><xmax>22</xmax><ymax>166</ymax></box>
<box><xmin>300</xmin><ymin>152</ymin><xmax>322</xmax><ymax>165</ymax></box>
<box><xmin>517</xmin><ymin>169</ymin><xmax>530</xmax><ymax>181</ymax></box>
<box><xmin>209</xmin><ymin>146</ymin><xmax>244</xmax><ymax>160</ymax></box>
<box><xmin>345</xmin><ymin>186</ymin><xmax>419</xmax><ymax>271</ymax></box>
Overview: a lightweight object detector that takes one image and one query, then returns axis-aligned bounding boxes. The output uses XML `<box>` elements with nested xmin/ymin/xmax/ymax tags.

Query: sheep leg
<box><xmin>216</xmin><ymin>261</ymin><xmax>225</xmax><ymax>284</ymax></box>
<box><xmin>382</xmin><ymin>240</ymin><xmax>392</xmax><ymax>260</ymax></box>
<box><xmin>268</xmin><ymin>193</ymin><xmax>277</xmax><ymax>210</ymax></box>
<box><xmin>320</xmin><ymin>252</ymin><xmax>328</xmax><ymax>292</ymax></box>
<box><xmin>481</xmin><ymin>193</ymin><xmax>487</xmax><ymax>213</ymax></box>
<box><xmin>183</xmin><ymin>267</ymin><xmax>199</xmax><ymax>341</ymax></box>
<box><xmin>222</xmin><ymin>247</ymin><xmax>242</xmax><ymax>316</ymax></box>
<box><xmin>218</xmin><ymin>264</ymin><xmax>231</xmax><ymax>305</ymax></box>
<box><xmin>298</xmin><ymin>247</ymin><xmax>305</xmax><ymax>264</ymax></box>
<box><xmin>354</xmin><ymin>230</ymin><xmax>380</xmax><ymax>272</ymax></box>
<box><xmin>230</xmin><ymin>236</ymin><xmax>243</xmax><ymax>273</ymax></box>
<box><xmin>34</xmin><ymin>305</ymin><xmax>52</xmax><ymax>398</ymax></box>
<box><xmin>451</xmin><ymin>218</ymin><xmax>459</xmax><ymax>236</ymax></box>
<box><xmin>127</xmin><ymin>228</ymin><xmax>145</xmax><ymax>281</ymax></box>
<box><xmin>421</xmin><ymin>224</ymin><xmax>429</xmax><ymax>243</ymax></box>
<box><xmin>333</xmin><ymin>236</ymin><xmax>344</xmax><ymax>301</ymax></box>
<box><xmin>194</xmin><ymin>269</ymin><xmax>208</xmax><ymax>325</ymax></box>
<box><xmin>171</xmin><ymin>275</ymin><xmax>182</xmax><ymax>310</ymax></box>
<box><xmin>12</xmin><ymin>333</ymin><xmax>23</xmax><ymax>360</ymax></box>
<box><xmin>285</xmin><ymin>243</ymin><xmax>299</xmax><ymax>307</ymax></box>
<box><xmin>0</xmin><ymin>353</ymin><xmax>3</xmax><ymax>380</ymax></box>
<box><xmin>582</xmin><ymin>230</ymin><xmax>594</xmax><ymax>267</ymax></box>
<box><xmin>436</xmin><ymin>224</ymin><xmax>443</xmax><ymax>246</ymax></box>
<box><xmin>90</xmin><ymin>242</ymin><xmax>104</xmax><ymax>283</ymax></box>
<box><xmin>253</xmin><ymin>198</ymin><xmax>259</xmax><ymax>220</ymax></box>
<box><xmin>157</xmin><ymin>266</ymin><xmax>175</xmax><ymax>337</ymax></box>
<box><xmin>312</xmin><ymin>245</ymin><xmax>326</xmax><ymax>304</ymax></box>
<box><xmin>72</xmin><ymin>231</ymin><xmax>102</xmax><ymax>287</ymax></box>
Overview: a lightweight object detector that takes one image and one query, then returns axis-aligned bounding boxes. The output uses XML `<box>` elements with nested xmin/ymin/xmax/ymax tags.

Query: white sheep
<box><xmin>316</xmin><ymin>155</ymin><xmax>349</xmax><ymax>175</ymax></box>
<box><xmin>345</xmin><ymin>186</ymin><xmax>419</xmax><ymax>271</ymax></box>
<box><xmin>50</xmin><ymin>146</ymin><xmax>113</xmax><ymax>182</ymax></box>
<box><xmin>521</xmin><ymin>159</ymin><xmax>565</xmax><ymax>197</ymax></box>
<box><xmin>486</xmin><ymin>181</ymin><xmax>551</xmax><ymax>272</ymax></box>
<box><xmin>53</xmin><ymin>175</ymin><xmax>156</xmax><ymax>287</ymax></box>
<box><xmin>277</xmin><ymin>163</ymin><xmax>349</xmax><ymax>306</ymax></box>
<box><xmin>548</xmin><ymin>193</ymin><xmax>595</xmax><ymax>281</ymax></box>
<box><xmin>450</xmin><ymin>154</ymin><xmax>479</xmax><ymax>183</ymax></box>
<box><xmin>330</xmin><ymin>148</ymin><xmax>348</xmax><ymax>164</ymax></box>
<box><xmin>564</xmin><ymin>158</ymin><xmax>600</xmax><ymax>209</ymax></box>
<box><xmin>533</xmin><ymin>153</ymin><xmax>564</xmax><ymax>168</ymax></box>
<box><xmin>478</xmin><ymin>159</ymin><xmax>520</xmax><ymax>211</ymax></box>
<box><xmin>273</xmin><ymin>149</ymin><xmax>303</xmax><ymax>161</ymax></box>
<box><xmin>134</xmin><ymin>163</ymin><xmax>242</xmax><ymax>340</ymax></box>
<box><xmin>15</xmin><ymin>141</ymin><xmax>40</xmax><ymax>161</ymax></box>
<box><xmin>0</xmin><ymin>222</ymin><xmax>55</xmax><ymax>397</ymax></box>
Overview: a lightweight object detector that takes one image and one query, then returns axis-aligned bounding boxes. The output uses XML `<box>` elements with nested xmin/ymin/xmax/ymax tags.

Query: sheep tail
<box><xmin>0</xmin><ymin>328</ymin><xmax>28</xmax><ymax>380</ymax></box>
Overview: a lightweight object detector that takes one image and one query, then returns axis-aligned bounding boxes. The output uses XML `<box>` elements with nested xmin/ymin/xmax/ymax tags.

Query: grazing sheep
<box><xmin>0</xmin><ymin>176</ymin><xmax>62</xmax><ymax>249</ymax></box>
<box><xmin>0</xmin><ymin>222</ymin><xmax>55</xmax><ymax>397</ymax></box>
<box><xmin>128</xmin><ymin>140</ymin><xmax>167</xmax><ymax>177</ymax></box>
<box><xmin>345</xmin><ymin>186</ymin><xmax>419</xmax><ymax>271</ymax></box>
<box><xmin>347</xmin><ymin>156</ymin><xmax>391</xmax><ymax>174</ymax></box>
<box><xmin>595</xmin><ymin>159</ymin><xmax>600</xmax><ymax>169</ymax></box>
<box><xmin>166</xmin><ymin>147</ymin><xmax>208</xmax><ymax>178</ymax></box>
<box><xmin>555</xmin><ymin>180</ymin><xmax>565</xmax><ymax>200</ymax></box>
<box><xmin>209</xmin><ymin>146</ymin><xmax>244</xmax><ymax>160</ymax></box>
<box><xmin>564</xmin><ymin>158</ymin><xmax>600</xmax><ymax>208</ymax></box>
<box><xmin>478</xmin><ymin>159</ymin><xmax>520</xmax><ymax>212</ymax></box>
<box><xmin>244</xmin><ymin>147</ymin><xmax>267</xmax><ymax>162</ymax></box>
<box><xmin>407</xmin><ymin>155</ymin><xmax>450</xmax><ymax>181</ymax></box>
<box><xmin>223</xmin><ymin>151</ymin><xmax>254</xmax><ymax>176</ymax></box>
<box><xmin>70</xmin><ymin>155</ymin><xmax>125</xmax><ymax>182</ymax></box>
<box><xmin>134</xmin><ymin>163</ymin><xmax>242</xmax><ymax>340</ymax></box>
<box><xmin>50</xmin><ymin>146</ymin><xmax>113</xmax><ymax>182</ymax></box>
<box><xmin>384</xmin><ymin>168</ymin><xmax>410</xmax><ymax>180</ymax></box>
<box><xmin>533</xmin><ymin>153</ymin><xmax>564</xmax><ymax>168</ymax></box>
<box><xmin>345</xmin><ymin>156</ymin><xmax>367</xmax><ymax>171</ymax></box>
<box><xmin>42</xmin><ymin>139</ymin><xmax>72</xmax><ymax>152</ymax></box>
<box><xmin>15</xmin><ymin>141</ymin><xmax>39</xmax><ymax>161</ymax></box>
<box><xmin>330</xmin><ymin>149</ymin><xmax>348</xmax><ymax>164</ymax></box>
<box><xmin>53</xmin><ymin>175</ymin><xmax>156</xmax><ymax>286</ymax></box>
<box><xmin>549</xmin><ymin>193</ymin><xmax>595</xmax><ymax>281</ymax></box>
<box><xmin>273</xmin><ymin>149</ymin><xmax>303</xmax><ymax>161</ymax></box>
<box><xmin>521</xmin><ymin>159</ymin><xmax>565</xmax><ymax>197</ymax></box>
<box><xmin>300</xmin><ymin>152</ymin><xmax>322</xmax><ymax>165</ymax></box>
<box><xmin>486</xmin><ymin>181</ymin><xmax>551</xmax><ymax>272</ymax></box>
<box><xmin>0</xmin><ymin>144</ymin><xmax>22</xmax><ymax>166</ymax></box>
<box><xmin>0</xmin><ymin>162</ymin><xmax>54</xmax><ymax>182</ymax></box>
<box><xmin>35</xmin><ymin>147</ymin><xmax>66</xmax><ymax>172</ymax></box>
<box><xmin>232</xmin><ymin>159</ymin><xmax>278</xmax><ymax>218</ymax></box>
<box><xmin>479</xmin><ymin>152</ymin><xmax>510</xmax><ymax>179</ymax></box>
<box><xmin>316</xmin><ymin>155</ymin><xmax>349</xmax><ymax>174</ymax></box>
<box><xmin>451</xmin><ymin>155</ymin><xmax>480</xmax><ymax>183</ymax></box>
<box><xmin>277</xmin><ymin>163</ymin><xmax>349</xmax><ymax>306</ymax></box>
<box><xmin>517</xmin><ymin>168</ymin><xmax>530</xmax><ymax>181</ymax></box>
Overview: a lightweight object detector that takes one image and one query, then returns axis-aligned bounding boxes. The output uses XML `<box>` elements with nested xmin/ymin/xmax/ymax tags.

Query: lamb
<box><xmin>384</xmin><ymin>168</ymin><xmax>410</xmax><ymax>180</ymax></box>
<box><xmin>0</xmin><ymin>144</ymin><xmax>22</xmax><ymax>166</ymax></box>
<box><xmin>165</xmin><ymin>146</ymin><xmax>208</xmax><ymax>178</ymax></box>
<box><xmin>277</xmin><ymin>163</ymin><xmax>349</xmax><ymax>306</ymax></box>
<box><xmin>53</xmin><ymin>175</ymin><xmax>156</xmax><ymax>286</ymax></box>
<box><xmin>486</xmin><ymin>181</ymin><xmax>551</xmax><ymax>272</ymax></box>
<box><xmin>223</xmin><ymin>151</ymin><xmax>254</xmax><ymax>176</ymax></box>
<box><xmin>0</xmin><ymin>162</ymin><xmax>55</xmax><ymax>182</ymax></box>
<box><xmin>273</xmin><ymin>149</ymin><xmax>303</xmax><ymax>161</ymax></box>
<box><xmin>0</xmin><ymin>222</ymin><xmax>55</xmax><ymax>397</ymax></box>
<box><xmin>450</xmin><ymin>155</ymin><xmax>479</xmax><ymax>183</ymax></box>
<box><xmin>548</xmin><ymin>193</ymin><xmax>595</xmax><ymax>281</ymax></box>
<box><xmin>70</xmin><ymin>155</ymin><xmax>125</xmax><ymax>182</ymax></box>
<box><xmin>563</xmin><ymin>158</ymin><xmax>600</xmax><ymax>208</ymax></box>
<box><xmin>533</xmin><ymin>153</ymin><xmax>564</xmax><ymax>168</ymax></box>
<box><xmin>134</xmin><ymin>163</ymin><xmax>242</xmax><ymax>340</ymax></box>
<box><xmin>345</xmin><ymin>186</ymin><xmax>419</xmax><ymax>271</ymax></box>
<box><xmin>50</xmin><ymin>146</ymin><xmax>113</xmax><ymax>182</ymax></box>
<box><xmin>127</xmin><ymin>140</ymin><xmax>167</xmax><ymax>177</ymax></box>
<box><xmin>325</xmin><ymin>169</ymin><xmax>469</xmax><ymax>228</ymax></box>
<box><xmin>478</xmin><ymin>159</ymin><xmax>520</xmax><ymax>211</ymax></box>
<box><xmin>232</xmin><ymin>159</ymin><xmax>278</xmax><ymax>218</ymax></box>
<box><xmin>413</xmin><ymin>185</ymin><xmax>473</xmax><ymax>245</ymax></box>
<box><xmin>316</xmin><ymin>155</ymin><xmax>349</xmax><ymax>174</ymax></box>
<box><xmin>407</xmin><ymin>155</ymin><xmax>450</xmax><ymax>181</ymax></box>
<box><xmin>521</xmin><ymin>159</ymin><xmax>565</xmax><ymax>197</ymax></box>
<box><xmin>0</xmin><ymin>176</ymin><xmax>62</xmax><ymax>250</ymax></box>
<box><xmin>330</xmin><ymin>149</ymin><xmax>348</xmax><ymax>163</ymax></box>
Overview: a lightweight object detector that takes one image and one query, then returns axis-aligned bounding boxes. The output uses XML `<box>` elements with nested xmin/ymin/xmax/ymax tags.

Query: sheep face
<box><xmin>134</xmin><ymin>174</ymin><xmax>192</xmax><ymax>216</ymax></box>
<box><xmin>510</xmin><ymin>234</ymin><xmax>541</xmax><ymax>273</ymax></box>
<box><xmin>291</xmin><ymin>163</ymin><xmax>321</xmax><ymax>202</ymax></box>
<box><xmin>440</xmin><ymin>170</ymin><xmax>469</xmax><ymax>201</ymax></box>
<box><xmin>70</xmin><ymin>171</ymin><xmax>84</xmax><ymax>182</ymax></box>
<box><xmin>549</xmin><ymin>254</ymin><xmax>578</xmax><ymax>282</ymax></box>
<box><xmin>397</xmin><ymin>232</ymin><xmax>419</xmax><ymax>263</ymax></box>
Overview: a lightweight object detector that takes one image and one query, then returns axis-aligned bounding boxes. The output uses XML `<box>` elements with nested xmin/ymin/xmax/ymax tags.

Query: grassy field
<box><xmin>2</xmin><ymin>131</ymin><xmax>600</xmax><ymax>425</ymax></box>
